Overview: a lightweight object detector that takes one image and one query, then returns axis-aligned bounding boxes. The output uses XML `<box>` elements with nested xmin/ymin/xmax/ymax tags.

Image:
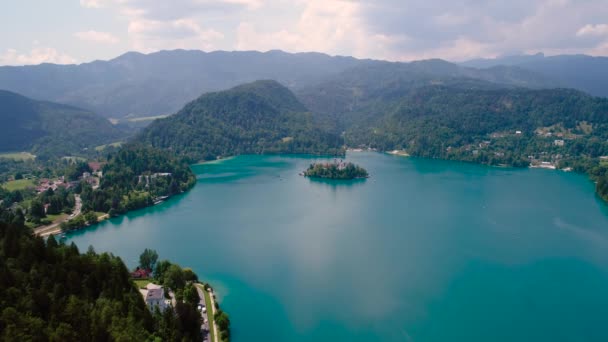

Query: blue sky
<box><xmin>2</xmin><ymin>0</ymin><xmax>608</xmax><ymax>65</ymax></box>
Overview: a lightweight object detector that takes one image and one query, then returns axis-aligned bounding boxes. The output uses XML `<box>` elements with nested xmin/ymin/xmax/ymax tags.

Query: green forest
<box><xmin>0</xmin><ymin>90</ymin><xmax>126</xmax><ymax>160</ymax></box>
<box><xmin>77</xmin><ymin>144</ymin><xmax>196</xmax><ymax>219</ymax></box>
<box><xmin>0</xmin><ymin>223</ymin><xmax>205</xmax><ymax>341</ymax></box>
<box><xmin>304</xmin><ymin>162</ymin><xmax>369</xmax><ymax>180</ymax></box>
<box><xmin>137</xmin><ymin>80</ymin><xmax>344</xmax><ymax>162</ymax></box>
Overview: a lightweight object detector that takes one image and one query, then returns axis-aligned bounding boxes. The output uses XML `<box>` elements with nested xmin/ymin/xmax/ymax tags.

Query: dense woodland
<box><xmin>0</xmin><ymin>223</ymin><xmax>205</xmax><ymax>341</ymax></box>
<box><xmin>0</xmin><ymin>90</ymin><xmax>126</xmax><ymax>159</ymax></box>
<box><xmin>304</xmin><ymin>162</ymin><xmax>369</xmax><ymax>180</ymax></box>
<box><xmin>137</xmin><ymin>80</ymin><xmax>344</xmax><ymax>162</ymax></box>
<box><xmin>78</xmin><ymin>144</ymin><xmax>196</xmax><ymax>219</ymax></box>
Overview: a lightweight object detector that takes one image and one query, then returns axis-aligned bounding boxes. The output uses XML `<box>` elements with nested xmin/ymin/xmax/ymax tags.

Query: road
<box><xmin>196</xmin><ymin>284</ymin><xmax>218</xmax><ymax>342</ymax></box>
<box><xmin>33</xmin><ymin>195</ymin><xmax>82</xmax><ymax>237</ymax></box>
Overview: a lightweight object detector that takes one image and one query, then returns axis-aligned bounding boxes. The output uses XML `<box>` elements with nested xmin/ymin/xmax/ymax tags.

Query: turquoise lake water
<box><xmin>67</xmin><ymin>152</ymin><xmax>608</xmax><ymax>341</ymax></box>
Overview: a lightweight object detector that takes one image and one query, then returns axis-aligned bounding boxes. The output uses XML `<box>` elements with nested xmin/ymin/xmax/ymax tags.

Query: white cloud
<box><xmin>577</xmin><ymin>24</ymin><xmax>608</xmax><ymax>37</ymax></box>
<box><xmin>128</xmin><ymin>18</ymin><xmax>224</xmax><ymax>51</ymax></box>
<box><xmin>0</xmin><ymin>47</ymin><xmax>77</xmax><ymax>66</ymax></box>
<box><xmin>74</xmin><ymin>30</ymin><xmax>120</xmax><ymax>44</ymax></box>
<box><xmin>80</xmin><ymin>0</ymin><xmax>104</xmax><ymax>8</ymax></box>
<box><xmin>77</xmin><ymin>0</ymin><xmax>608</xmax><ymax>61</ymax></box>
<box><xmin>236</xmin><ymin>0</ymin><xmax>409</xmax><ymax>60</ymax></box>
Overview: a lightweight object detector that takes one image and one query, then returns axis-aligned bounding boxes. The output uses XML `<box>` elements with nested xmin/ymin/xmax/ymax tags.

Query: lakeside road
<box><xmin>34</xmin><ymin>195</ymin><xmax>82</xmax><ymax>237</ymax></box>
<box><xmin>196</xmin><ymin>284</ymin><xmax>219</xmax><ymax>342</ymax></box>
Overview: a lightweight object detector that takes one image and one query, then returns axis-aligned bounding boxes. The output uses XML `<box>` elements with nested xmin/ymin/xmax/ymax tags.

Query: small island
<box><xmin>302</xmin><ymin>160</ymin><xmax>369</xmax><ymax>180</ymax></box>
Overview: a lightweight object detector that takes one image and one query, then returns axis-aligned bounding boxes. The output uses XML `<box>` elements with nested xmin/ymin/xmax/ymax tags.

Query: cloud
<box><xmin>0</xmin><ymin>47</ymin><xmax>77</xmax><ymax>66</ymax></box>
<box><xmin>236</xmin><ymin>0</ymin><xmax>409</xmax><ymax>60</ymax></box>
<box><xmin>128</xmin><ymin>18</ymin><xmax>224</xmax><ymax>51</ymax></box>
<box><xmin>78</xmin><ymin>0</ymin><xmax>608</xmax><ymax>61</ymax></box>
<box><xmin>577</xmin><ymin>24</ymin><xmax>608</xmax><ymax>37</ymax></box>
<box><xmin>80</xmin><ymin>0</ymin><xmax>104</xmax><ymax>8</ymax></box>
<box><xmin>74</xmin><ymin>30</ymin><xmax>120</xmax><ymax>44</ymax></box>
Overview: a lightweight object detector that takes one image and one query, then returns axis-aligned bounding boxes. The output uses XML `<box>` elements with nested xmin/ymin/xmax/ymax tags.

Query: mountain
<box><xmin>296</xmin><ymin>60</ymin><xmax>554</xmax><ymax>133</ymax></box>
<box><xmin>136</xmin><ymin>80</ymin><xmax>343</xmax><ymax>161</ymax></box>
<box><xmin>0</xmin><ymin>90</ymin><xmax>123</xmax><ymax>158</ymax></box>
<box><xmin>0</xmin><ymin>49</ymin><xmax>554</xmax><ymax>120</ymax></box>
<box><xmin>0</xmin><ymin>50</ymin><xmax>364</xmax><ymax>119</ymax></box>
<box><xmin>460</xmin><ymin>53</ymin><xmax>608</xmax><ymax>98</ymax></box>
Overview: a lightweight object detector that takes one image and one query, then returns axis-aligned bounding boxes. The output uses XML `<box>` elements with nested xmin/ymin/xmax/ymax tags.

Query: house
<box><xmin>554</xmin><ymin>139</ymin><xmax>565</xmax><ymax>147</ymax></box>
<box><xmin>141</xmin><ymin>283</ymin><xmax>168</xmax><ymax>312</ymax></box>
<box><xmin>515</xmin><ymin>130</ymin><xmax>522</xmax><ymax>135</ymax></box>
<box><xmin>131</xmin><ymin>267</ymin><xmax>151</xmax><ymax>279</ymax></box>
<box><xmin>600</xmin><ymin>156</ymin><xmax>608</xmax><ymax>161</ymax></box>
<box><xmin>88</xmin><ymin>161</ymin><xmax>105</xmax><ymax>173</ymax></box>
<box><xmin>146</xmin><ymin>288</ymin><xmax>167</xmax><ymax>311</ymax></box>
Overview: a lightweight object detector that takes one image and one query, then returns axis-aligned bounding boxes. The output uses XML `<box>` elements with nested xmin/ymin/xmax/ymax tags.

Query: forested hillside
<box><xmin>0</xmin><ymin>223</ymin><xmax>202</xmax><ymax>341</ymax></box>
<box><xmin>0</xmin><ymin>90</ymin><xmax>124</xmax><ymax>158</ymax></box>
<box><xmin>344</xmin><ymin>86</ymin><xmax>608</xmax><ymax>160</ymax></box>
<box><xmin>78</xmin><ymin>144</ymin><xmax>196</xmax><ymax>218</ymax></box>
<box><xmin>296</xmin><ymin>61</ymin><xmax>552</xmax><ymax>133</ymax></box>
<box><xmin>137</xmin><ymin>80</ymin><xmax>344</xmax><ymax>161</ymax></box>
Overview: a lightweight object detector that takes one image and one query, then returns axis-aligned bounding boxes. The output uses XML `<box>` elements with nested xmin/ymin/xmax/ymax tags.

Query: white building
<box><xmin>141</xmin><ymin>283</ymin><xmax>168</xmax><ymax>312</ymax></box>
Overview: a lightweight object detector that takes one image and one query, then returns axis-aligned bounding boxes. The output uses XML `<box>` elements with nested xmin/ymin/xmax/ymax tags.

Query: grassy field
<box><xmin>46</xmin><ymin>213</ymin><xmax>68</xmax><ymax>223</ymax></box>
<box><xmin>2</xmin><ymin>178</ymin><xmax>36</xmax><ymax>191</ymax></box>
<box><xmin>134</xmin><ymin>279</ymin><xmax>151</xmax><ymax>289</ymax></box>
<box><xmin>95</xmin><ymin>141</ymin><xmax>123</xmax><ymax>151</ymax></box>
<box><xmin>0</xmin><ymin>152</ymin><xmax>36</xmax><ymax>161</ymax></box>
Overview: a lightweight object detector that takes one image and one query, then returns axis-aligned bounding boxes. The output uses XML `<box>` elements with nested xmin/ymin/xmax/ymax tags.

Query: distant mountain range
<box><xmin>0</xmin><ymin>90</ymin><xmax>124</xmax><ymax>158</ymax></box>
<box><xmin>0</xmin><ymin>50</ymin><xmax>362</xmax><ymax>119</ymax></box>
<box><xmin>0</xmin><ymin>49</ymin><xmax>581</xmax><ymax>120</ymax></box>
<box><xmin>460</xmin><ymin>53</ymin><xmax>608</xmax><ymax>98</ymax></box>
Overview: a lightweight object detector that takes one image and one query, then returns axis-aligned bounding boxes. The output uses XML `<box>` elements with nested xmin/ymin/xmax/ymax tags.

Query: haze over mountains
<box><xmin>0</xmin><ymin>90</ymin><xmax>124</xmax><ymax>158</ymax></box>
<box><xmin>3</xmin><ymin>49</ymin><xmax>605</xmax><ymax>121</ymax></box>
<box><xmin>461</xmin><ymin>53</ymin><xmax>608</xmax><ymax>98</ymax></box>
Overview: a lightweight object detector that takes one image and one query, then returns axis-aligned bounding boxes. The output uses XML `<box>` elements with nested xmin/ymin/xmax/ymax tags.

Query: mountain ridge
<box><xmin>0</xmin><ymin>89</ymin><xmax>124</xmax><ymax>158</ymax></box>
<box><xmin>0</xmin><ymin>49</ymin><xmax>562</xmax><ymax>120</ymax></box>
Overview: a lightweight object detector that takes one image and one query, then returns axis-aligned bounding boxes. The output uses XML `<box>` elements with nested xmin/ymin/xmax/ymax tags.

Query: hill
<box><xmin>0</xmin><ymin>223</ymin><xmax>205</xmax><ymax>341</ymax></box>
<box><xmin>0</xmin><ymin>90</ymin><xmax>124</xmax><ymax>158</ymax></box>
<box><xmin>343</xmin><ymin>86</ymin><xmax>608</xmax><ymax>161</ymax></box>
<box><xmin>0</xmin><ymin>49</ymin><xmax>555</xmax><ymax>120</ymax></box>
<box><xmin>296</xmin><ymin>60</ymin><xmax>554</xmax><ymax>133</ymax></box>
<box><xmin>461</xmin><ymin>53</ymin><xmax>608</xmax><ymax>98</ymax></box>
<box><xmin>136</xmin><ymin>80</ymin><xmax>344</xmax><ymax>161</ymax></box>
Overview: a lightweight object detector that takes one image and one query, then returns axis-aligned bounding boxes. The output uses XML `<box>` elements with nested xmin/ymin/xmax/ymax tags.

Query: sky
<box><xmin>1</xmin><ymin>0</ymin><xmax>608</xmax><ymax>66</ymax></box>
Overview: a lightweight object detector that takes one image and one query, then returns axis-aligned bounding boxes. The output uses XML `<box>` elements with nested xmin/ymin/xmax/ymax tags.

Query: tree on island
<box><xmin>303</xmin><ymin>161</ymin><xmax>369</xmax><ymax>180</ymax></box>
<box><xmin>139</xmin><ymin>248</ymin><xmax>159</xmax><ymax>271</ymax></box>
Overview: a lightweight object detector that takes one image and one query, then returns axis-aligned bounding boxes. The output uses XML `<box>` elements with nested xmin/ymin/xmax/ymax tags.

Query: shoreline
<box><xmin>40</xmin><ymin>190</ymin><xmax>190</xmax><ymax>238</ymax></box>
<box><xmin>194</xmin><ymin>156</ymin><xmax>237</xmax><ymax>165</ymax></box>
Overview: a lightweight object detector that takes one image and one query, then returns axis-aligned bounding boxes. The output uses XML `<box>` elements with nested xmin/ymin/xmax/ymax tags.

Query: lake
<box><xmin>67</xmin><ymin>152</ymin><xmax>608</xmax><ymax>341</ymax></box>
